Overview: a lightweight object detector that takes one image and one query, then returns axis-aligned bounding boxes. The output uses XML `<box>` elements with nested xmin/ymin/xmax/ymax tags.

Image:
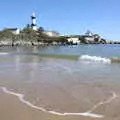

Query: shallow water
<box><xmin>0</xmin><ymin>45</ymin><xmax>120</xmax><ymax>119</ymax></box>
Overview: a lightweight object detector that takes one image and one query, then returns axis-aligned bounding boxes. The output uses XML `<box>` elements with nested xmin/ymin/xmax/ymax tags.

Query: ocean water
<box><xmin>0</xmin><ymin>45</ymin><xmax>119</xmax><ymax>83</ymax></box>
<box><xmin>0</xmin><ymin>45</ymin><xmax>120</xmax><ymax>85</ymax></box>
<box><xmin>37</xmin><ymin>44</ymin><xmax>120</xmax><ymax>57</ymax></box>
<box><xmin>0</xmin><ymin>45</ymin><xmax>120</xmax><ymax>119</ymax></box>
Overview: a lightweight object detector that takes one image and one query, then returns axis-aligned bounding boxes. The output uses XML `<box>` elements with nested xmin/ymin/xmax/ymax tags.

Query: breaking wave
<box><xmin>79</xmin><ymin>55</ymin><xmax>111</xmax><ymax>64</ymax></box>
<box><xmin>33</xmin><ymin>53</ymin><xmax>120</xmax><ymax>63</ymax></box>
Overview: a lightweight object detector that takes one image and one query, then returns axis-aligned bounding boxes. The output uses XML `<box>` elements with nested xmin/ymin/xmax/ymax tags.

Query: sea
<box><xmin>0</xmin><ymin>44</ymin><xmax>120</xmax><ymax>119</ymax></box>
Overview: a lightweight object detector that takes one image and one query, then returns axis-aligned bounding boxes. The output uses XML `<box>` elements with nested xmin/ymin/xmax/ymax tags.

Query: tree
<box><xmin>58</xmin><ymin>36</ymin><xmax>68</xmax><ymax>44</ymax></box>
<box><xmin>79</xmin><ymin>36</ymin><xmax>88</xmax><ymax>44</ymax></box>
<box><xmin>38</xmin><ymin>27</ymin><xmax>44</xmax><ymax>32</ymax></box>
<box><xmin>0</xmin><ymin>29</ymin><xmax>14</xmax><ymax>39</ymax></box>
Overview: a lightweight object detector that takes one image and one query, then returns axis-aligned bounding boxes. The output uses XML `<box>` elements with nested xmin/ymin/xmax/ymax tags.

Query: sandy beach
<box><xmin>0</xmin><ymin>88</ymin><xmax>99</xmax><ymax>120</ymax></box>
<box><xmin>0</xmin><ymin>46</ymin><xmax>120</xmax><ymax>120</ymax></box>
<box><xmin>0</xmin><ymin>82</ymin><xmax>120</xmax><ymax>120</ymax></box>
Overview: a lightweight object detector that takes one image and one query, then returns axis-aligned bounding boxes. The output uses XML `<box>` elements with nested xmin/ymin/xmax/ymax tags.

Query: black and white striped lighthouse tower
<box><xmin>31</xmin><ymin>12</ymin><xmax>37</xmax><ymax>31</ymax></box>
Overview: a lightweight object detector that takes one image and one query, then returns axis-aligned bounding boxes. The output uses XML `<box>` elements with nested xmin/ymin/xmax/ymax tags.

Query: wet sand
<box><xmin>0</xmin><ymin>89</ymin><xmax>100</xmax><ymax>120</ymax></box>
<box><xmin>0</xmin><ymin>82</ymin><xmax>120</xmax><ymax>120</ymax></box>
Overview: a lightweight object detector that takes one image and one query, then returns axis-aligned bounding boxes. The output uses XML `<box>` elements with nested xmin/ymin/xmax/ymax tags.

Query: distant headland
<box><xmin>0</xmin><ymin>13</ymin><xmax>120</xmax><ymax>46</ymax></box>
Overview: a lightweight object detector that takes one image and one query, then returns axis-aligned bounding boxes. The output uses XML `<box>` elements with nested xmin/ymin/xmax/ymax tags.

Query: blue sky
<box><xmin>0</xmin><ymin>0</ymin><xmax>120</xmax><ymax>40</ymax></box>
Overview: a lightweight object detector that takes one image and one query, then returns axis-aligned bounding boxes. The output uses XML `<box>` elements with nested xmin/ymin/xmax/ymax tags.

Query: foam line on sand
<box><xmin>0</xmin><ymin>87</ymin><xmax>117</xmax><ymax>118</ymax></box>
<box><xmin>87</xmin><ymin>91</ymin><xmax>117</xmax><ymax>113</ymax></box>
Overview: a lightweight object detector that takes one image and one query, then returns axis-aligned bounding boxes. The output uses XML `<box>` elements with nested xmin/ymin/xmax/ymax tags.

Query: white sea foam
<box><xmin>0</xmin><ymin>53</ymin><xmax>8</xmax><ymax>55</ymax></box>
<box><xmin>0</xmin><ymin>87</ymin><xmax>116</xmax><ymax>118</ymax></box>
<box><xmin>79</xmin><ymin>55</ymin><xmax>111</xmax><ymax>63</ymax></box>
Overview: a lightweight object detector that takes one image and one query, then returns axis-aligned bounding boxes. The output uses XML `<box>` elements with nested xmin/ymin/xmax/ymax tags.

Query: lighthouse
<box><xmin>31</xmin><ymin>12</ymin><xmax>37</xmax><ymax>31</ymax></box>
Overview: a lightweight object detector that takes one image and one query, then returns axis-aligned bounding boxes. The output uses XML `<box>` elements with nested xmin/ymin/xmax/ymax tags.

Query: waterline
<box><xmin>0</xmin><ymin>52</ymin><xmax>9</xmax><ymax>55</ymax></box>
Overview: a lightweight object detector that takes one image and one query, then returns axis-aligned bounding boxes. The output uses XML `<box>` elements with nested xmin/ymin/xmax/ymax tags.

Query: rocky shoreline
<box><xmin>0</xmin><ymin>40</ymin><xmax>120</xmax><ymax>47</ymax></box>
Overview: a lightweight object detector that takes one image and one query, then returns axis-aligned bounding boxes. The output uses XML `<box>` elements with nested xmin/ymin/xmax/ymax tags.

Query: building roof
<box><xmin>5</xmin><ymin>28</ymin><xmax>19</xmax><ymax>31</ymax></box>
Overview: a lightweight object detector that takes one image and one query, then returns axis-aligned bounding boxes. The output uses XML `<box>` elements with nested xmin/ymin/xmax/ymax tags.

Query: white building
<box><xmin>5</xmin><ymin>28</ymin><xmax>20</xmax><ymax>35</ymax></box>
<box><xmin>67</xmin><ymin>37</ymin><xmax>80</xmax><ymax>44</ymax></box>
<box><xmin>84</xmin><ymin>34</ymin><xmax>101</xmax><ymax>43</ymax></box>
<box><xmin>84</xmin><ymin>36</ymin><xmax>95</xmax><ymax>42</ymax></box>
<box><xmin>43</xmin><ymin>31</ymin><xmax>60</xmax><ymax>37</ymax></box>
